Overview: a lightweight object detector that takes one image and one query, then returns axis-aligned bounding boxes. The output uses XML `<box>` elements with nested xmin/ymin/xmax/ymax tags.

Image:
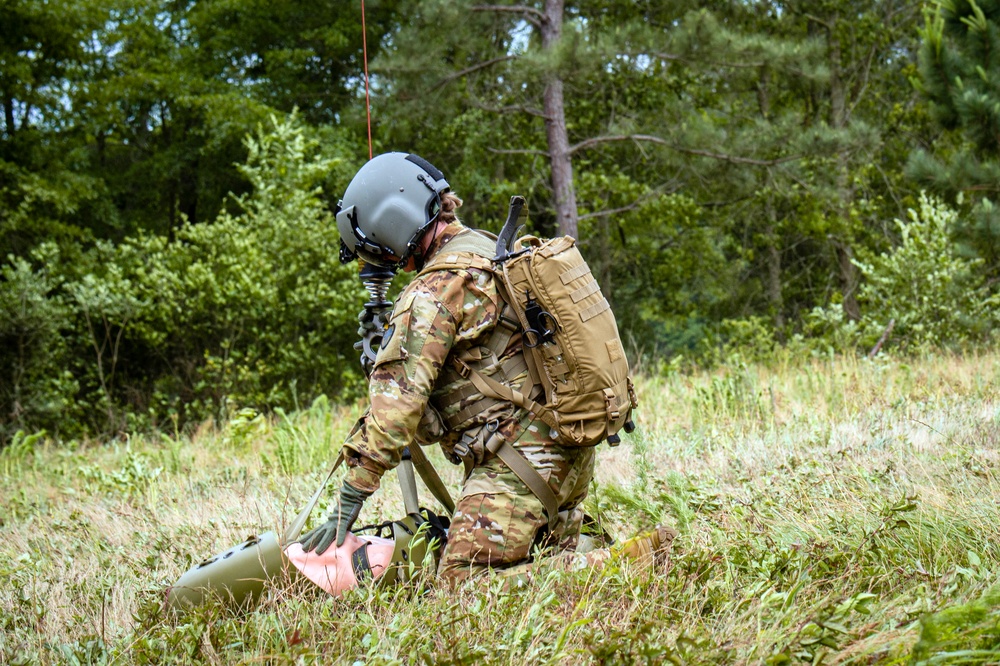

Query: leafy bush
<box><xmin>805</xmin><ymin>193</ymin><xmax>997</xmax><ymax>355</ymax></box>
<box><xmin>853</xmin><ymin>193</ymin><xmax>996</xmax><ymax>350</ymax></box>
<box><xmin>104</xmin><ymin>115</ymin><xmax>364</xmax><ymax>430</ymax></box>
<box><xmin>0</xmin><ymin>114</ymin><xmax>366</xmax><ymax>440</ymax></box>
<box><xmin>0</xmin><ymin>250</ymin><xmax>78</xmax><ymax>440</ymax></box>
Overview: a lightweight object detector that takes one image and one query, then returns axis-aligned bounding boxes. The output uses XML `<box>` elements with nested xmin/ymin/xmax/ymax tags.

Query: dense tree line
<box><xmin>1</xmin><ymin>0</ymin><xmax>997</xmax><ymax>440</ymax></box>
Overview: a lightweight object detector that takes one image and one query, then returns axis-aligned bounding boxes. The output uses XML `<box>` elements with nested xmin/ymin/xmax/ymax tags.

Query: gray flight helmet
<box><xmin>337</xmin><ymin>152</ymin><xmax>450</xmax><ymax>268</ymax></box>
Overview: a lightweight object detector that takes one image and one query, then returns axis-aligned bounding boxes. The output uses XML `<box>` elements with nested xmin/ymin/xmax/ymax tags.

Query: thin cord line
<box><xmin>361</xmin><ymin>0</ymin><xmax>373</xmax><ymax>160</ymax></box>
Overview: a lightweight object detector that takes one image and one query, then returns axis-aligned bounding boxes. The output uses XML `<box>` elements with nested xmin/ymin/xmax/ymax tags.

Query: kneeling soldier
<box><xmin>300</xmin><ymin>152</ymin><xmax>655</xmax><ymax>583</ymax></box>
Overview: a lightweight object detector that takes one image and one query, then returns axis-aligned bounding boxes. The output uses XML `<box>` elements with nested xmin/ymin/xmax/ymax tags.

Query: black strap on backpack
<box><xmin>494</xmin><ymin>195</ymin><xmax>527</xmax><ymax>263</ymax></box>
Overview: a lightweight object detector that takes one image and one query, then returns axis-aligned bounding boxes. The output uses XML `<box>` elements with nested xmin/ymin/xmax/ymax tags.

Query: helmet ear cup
<box><xmin>336</xmin><ymin>152</ymin><xmax>450</xmax><ymax>267</ymax></box>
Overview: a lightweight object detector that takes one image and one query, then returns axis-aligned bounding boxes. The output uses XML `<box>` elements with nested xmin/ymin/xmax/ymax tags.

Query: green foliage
<box><xmin>912</xmin><ymin>0</ymin><xmax>1000</xmax><ymax>274</ymax></box>
<box><xmin>853</xmin><ymin>193</ymin><xmax>995</xmax><ymax>349</ymax></box>
<box><xmin>912</xmin><ymin>585</ymin><xmax>1000</xmax><ymax>664</ymax></box>
<box><xmin>0</xmin><ymin>252</ymin><xmax>77</xmax><ymax>439</ymax></box>
<box><xmin>0</xmin><ymin>0</ymin><xmax>391</xmax><ymax>255</ymax></box>
<box><xmin>378</xmin><ymin>0</ymin><xmax>927</xmax><ymax>350</ymax></box>
<box><xmin>0</xmin><ymin>115</ymin><xmax>364</xmax><ymax>439</ymax></box>
<box><xmin>575</xmin><ymin>175</ymin><xmax>732</xmax><ymax>355</ymax></box>
<box><xmin>0</xmin><ymin>0</ymin><xmax>991</xmax><ymax>433</ymax></box>
<box><xmin>78</xmin><ymin>444</ymin><xmax>163</xmax><ymax>500</ymax></box>
<box><xmin>262</xmin><ymin>395</ymin><xmax>341</xmax><ymax>477</ymax></box>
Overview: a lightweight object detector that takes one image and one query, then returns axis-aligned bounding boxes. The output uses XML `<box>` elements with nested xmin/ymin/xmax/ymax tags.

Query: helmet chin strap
<box><xmin>411</xmin><ymin>219</ymin><xmax>448</xmax><ymax>271</ymax></box>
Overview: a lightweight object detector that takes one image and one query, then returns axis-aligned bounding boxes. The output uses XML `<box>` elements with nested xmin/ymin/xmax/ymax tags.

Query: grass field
<box><xmin>2</xmin><ymin>351</ymin><xmax>1000</xmax><ymax>664</ymax></box>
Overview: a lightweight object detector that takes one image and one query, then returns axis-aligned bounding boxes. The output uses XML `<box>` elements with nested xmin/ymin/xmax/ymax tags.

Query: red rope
<box><xmin>361</xmin><ymin>0</ymin><xmax>373</xmax><ymax>160</ymax></box>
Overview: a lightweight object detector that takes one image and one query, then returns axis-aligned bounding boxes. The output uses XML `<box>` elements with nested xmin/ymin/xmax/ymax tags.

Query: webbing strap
<box><xmin>445</xmin><ymin>396</ymin><xmax>503</xmax><ymax>430</ymax></box>
<box><xmin>579</xmin><ymin>297</ymin><xmax>610</xmax><ymax>322</ymax></box>
<box><xmin>495</xmin><ymin>262</ymin><xmax>553</xmax><ymax>400</ymax></box>
<box><xmin>486</xmin><ymin>303</ymin><xmax>519</xmax><ymax>357</ymax></box>
<box><xmin>485</xmin><ymin>433</ymin><xmax>559</xmax><ymax>529</ymax></box>
<box><xmin>441</xmin><ymin>354</ymin><xmax>529</xmax><ymax>429</ymax></box>
<box><xmin>498</xmin><ymin>353</ymin><xmax>528</xmax><ymax>379</ymax></box>
<box><xmin>407</xmin><ymin>443</ymin><xmax>456</xmax><ymax>515</ymax></box>
<box><xmin>570</xmin><ymin>279</ymin><xmax>600</xmax><ymax>303</ymax></box>
<box><xmin>454</xmin><ymin>430</ymin><xmax>477</xmax><ymax>481</ymax></box>
<box><xmin>283</xmin><ymin>451</ymin><xmax>344</xmax><ymax>543</ymax></box>
<box><xmin>460</xmin><ymin>358</ymin><xmax>558</xmax><ymax>431</ymax></box>
<box><xmin>559</xmin><ymin>262</ymin><xmax>590</xmax><ymax>285</ymax></box>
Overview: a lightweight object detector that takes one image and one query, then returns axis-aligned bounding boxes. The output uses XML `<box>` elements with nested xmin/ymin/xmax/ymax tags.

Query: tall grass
<box><xmin>1</xmin><ymin>351</ymin><xmax>998</xmax><ymax>664</ymax></box>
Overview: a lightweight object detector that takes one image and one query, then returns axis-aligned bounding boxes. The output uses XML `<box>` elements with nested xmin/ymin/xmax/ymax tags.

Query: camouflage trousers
<box><xmin>437</xmin><ymin>440</ymin><xmax>596</xmax><ymax>584</ymax></box>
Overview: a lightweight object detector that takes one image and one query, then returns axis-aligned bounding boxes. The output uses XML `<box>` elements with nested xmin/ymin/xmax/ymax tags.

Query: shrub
<box><xmin>106</xmin><ymin>115</ymin><xmax>364</xmax><ymax>430</ymax></box>
<box><xmin>0</xmin><ymin>114</ymin><xmax>366</xmax><ymax>440</ymax></box>
<box><xmin>0</xmin><ymin>249</ymin><xmax>78</xmax><ymax>440</ymax></box>
<box><xmin>853</xmin><ymin>193</ymin><xmax>996</xmax><ymax>350</ymax></box>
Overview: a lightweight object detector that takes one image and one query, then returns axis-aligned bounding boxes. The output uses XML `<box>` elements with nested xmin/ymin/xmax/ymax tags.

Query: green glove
<box><xmin>299</xmin><ymin>481</ymin><xmax>373</xmax><ymax>555</ymax></box>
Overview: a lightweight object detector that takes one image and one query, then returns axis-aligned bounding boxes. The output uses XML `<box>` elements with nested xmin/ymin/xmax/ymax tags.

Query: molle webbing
<box><xmin>440</xmin><ymin>353</ymin><xmax>527</xmax><ymax>429</ymax></box>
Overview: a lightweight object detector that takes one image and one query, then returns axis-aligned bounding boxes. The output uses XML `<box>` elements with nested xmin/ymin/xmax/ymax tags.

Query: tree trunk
<box><xmin>828</xmin><ymin>16</ymin><xmax>861</xmax><ymax>321</ymax></box>
<box><xmin>764</xmin><ymin>199</ymin><xmax>785</xmax><ymax>338</ymax></box>
<box><xmin>834</xmin><ymin>240</ymin><xmax>859</xmax><ymax>317</ymax></box>
<box><xmin>541</xmin><ymin>0</ymin><xmax>578</xmax><ymax>239</ymax></box>
<box><xmin>2</xmin><ymin>91</ymin><xmax>14</xmax><ymax>136</ymax></box>
<box><xmin>759</xmin><ymin>66</ymin><xmax>784</xmax><ymax>338</ymax></box>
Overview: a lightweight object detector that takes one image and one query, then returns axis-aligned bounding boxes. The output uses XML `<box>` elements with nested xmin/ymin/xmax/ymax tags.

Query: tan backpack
<box><xmin>421</xmin><ymin>196</ymin><xmax>636</xmax><ymax>448</ymax></box>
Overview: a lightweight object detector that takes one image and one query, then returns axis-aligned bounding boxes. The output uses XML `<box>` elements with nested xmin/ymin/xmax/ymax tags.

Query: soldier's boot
<box><xmin>612</xmin><ymin>525</ymin><xmax>678</xmax><ymax>566</ymax></box>
<box><xmin>490</xmin><ymin>525</ymin><xmax>678</xmax><ymax>589</ymax></box>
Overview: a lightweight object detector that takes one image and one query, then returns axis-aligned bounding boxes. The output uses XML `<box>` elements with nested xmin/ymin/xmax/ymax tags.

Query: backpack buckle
<box><xmin>604</xmin><ymin>388</ymin><xmax>620</xmax><ymax>420</ymax></box>
<box><xmin>453</xmin><ymin>437</ymin><xmax>471</xmax><ymax>459</ymax></box>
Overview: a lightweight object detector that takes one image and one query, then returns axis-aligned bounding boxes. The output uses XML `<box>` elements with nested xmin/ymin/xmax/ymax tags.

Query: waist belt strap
<box><xmin>485</xmin><ymin>432</ymin><xmax>559</xmax><ymax>530</ymax></box>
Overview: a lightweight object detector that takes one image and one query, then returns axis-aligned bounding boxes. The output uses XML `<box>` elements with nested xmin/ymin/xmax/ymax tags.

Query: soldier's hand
<box><xmin>299</xmin><ymin>481</ymin><xmax>373</xmax><ymax>555</ymax></box>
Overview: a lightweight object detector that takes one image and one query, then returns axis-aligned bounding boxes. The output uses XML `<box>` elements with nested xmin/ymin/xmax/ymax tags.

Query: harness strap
<box><xmin>442</xmin><ymin>354</ymin><xmax>529</xmax><ymax>430</ymax></box>
<box><xmin>418</xmin><ymin>228</ymin><xmax>562</xmax><ymax>519</ymax></box>
<box><xmin>495</xmin><ymin>261</ymin><xmax>555</xmax><ymax>400</ymax></box>
<box><xmin>452</xmin><ymin>429</ymin><xmax>478</xmax><ymax>481</ymax></box>
<box><xmin>457</xmin><ymin>356</ymin><xmax>558</xmax><ymax>432</ymax></box>
<box><xmin>407</xmin><ymin>442</ymin><xmax>456</xmax><ymax>515</ymax></box>
<box><xmin>444</xmin><ymin>397</ymin><xmax>499</xmax><ymax>431</ymax></box>
<box><xmin>485</xmin><ymin>431</ymin><xmax>559</xmax><ymax>530</ymax></box>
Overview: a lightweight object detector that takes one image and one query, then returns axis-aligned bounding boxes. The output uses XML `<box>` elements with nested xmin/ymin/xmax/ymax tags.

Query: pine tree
<box><xmin>911</xmin><ymin>0</ymin><xmax>1000</xmax><ymax>274</ymax></box>
<box><xmin>374</xmin><ymin>0</ymin><xmax>922</xmax><ymax>346</ymax></box>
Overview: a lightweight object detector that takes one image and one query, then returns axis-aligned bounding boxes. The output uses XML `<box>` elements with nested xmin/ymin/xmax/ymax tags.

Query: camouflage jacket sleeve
<box><xmin>343</xmin><ymin>265</ymin><xmax>502</xmax><ymax>492</ymax></box>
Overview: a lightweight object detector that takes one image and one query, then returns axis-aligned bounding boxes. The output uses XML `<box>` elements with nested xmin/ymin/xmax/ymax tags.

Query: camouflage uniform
<box><xmin>341</xmin><ymin>221</ymin><xmax>595</xmax><ymax>584</ymax></box>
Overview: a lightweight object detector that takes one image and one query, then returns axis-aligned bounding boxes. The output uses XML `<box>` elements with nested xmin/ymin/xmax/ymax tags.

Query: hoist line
<box><xmin>361</xmin><ymin>0</ymin><xmax>373</xmax><ymax>160</ymax></box>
